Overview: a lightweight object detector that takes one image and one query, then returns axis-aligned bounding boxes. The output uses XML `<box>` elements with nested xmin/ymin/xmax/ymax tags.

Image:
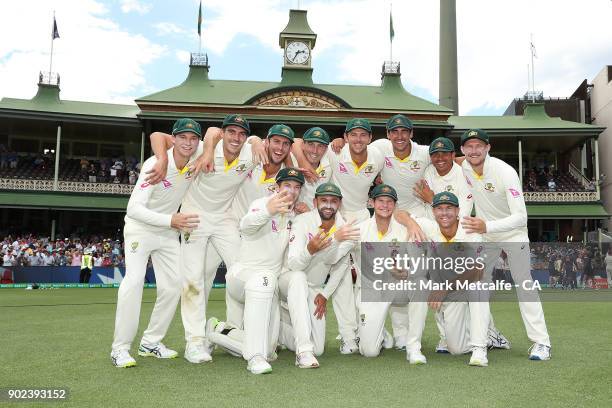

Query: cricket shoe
<box><xmin>110</xmin><ymin>349</ymin><xmax>136</xmax><ymax>368</ymax></box>
<box><xmin>407</xmin><ymin>348</ymin><xmax>427</xmax><ymax>365</ymax></box>
<box><xmin>435</xmin><ymin>339</ymin><xmax>450</xmax><ymax>354</ymax></box>
<box><xmin>184</xmin><ymin>342</ymin><xmax>212</xmax><ymax>364</ymax></box>
<box><xmin>339</xmin><ymin>338</ymin><xmax>359</xmax><ymax>354</ymax></box>
<box><xmin>295</xmin><ymin>351</ymin><xmax>319</xmax><ymax>369</ymax></box>
<box><xmin>528</xmin><ymin>343</ymin><xmax>551</xmax><ymax>361</ymax></box>
<box><xmin>138</xmin><ymin>343</ymin><xmax>178</xmax><ymax>359</ymax></box>
<box><xmin>383</xmin><ymin>329</ymin><xmax>394</xmax><ymax>349</ymax></box>
<box><xmin>247</xmin><ymin>354</ymin><xmax>272</xmax><ymax>375</ymax></box>
<box><xmin>394</xmin><ymin>336</ymin><xmax>406</xmax><ymax>351</ymax></box>
<box><xmin>469</xmin><ymin>346</ymin><xmax>488</xmax><ymax>367</ymax></box>
<box><xmin>487</xmin><ymin>328</ymin><xmax>511</xmax><ymax>350</ymax></box>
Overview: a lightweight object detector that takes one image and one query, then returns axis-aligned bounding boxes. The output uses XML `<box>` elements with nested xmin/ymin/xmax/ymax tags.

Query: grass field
<box><xmin>2</xmin><ymin>288</ymin><xmax>611</xmax><ymax>408</ymax></box>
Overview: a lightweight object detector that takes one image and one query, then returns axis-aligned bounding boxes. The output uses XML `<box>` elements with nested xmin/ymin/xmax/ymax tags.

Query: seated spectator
<box><xmin>8</xmin><ymin>150</ymin><xmax>18</xmax><ymax>169</ymax></box>
<box><xmin>88</xmin><ymin>164</ymin><xmax>97</xmax><ymax>183</ymax></box>
<box><xmin>547</xmin><ymin>177</ymin><xmax>556</xmax><ymax>192</ymax></box>
<box><xmin>128</xmin><ymin>170</ymin><xmax>137</xmax><ymax>185</ymax></box>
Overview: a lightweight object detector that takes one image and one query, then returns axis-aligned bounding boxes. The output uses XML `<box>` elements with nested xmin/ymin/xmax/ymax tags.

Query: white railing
<box><xmin>568</xmin><ymin>162</ymin><xmax>591</xmax><ymax>189</ymax></box>
<box><xmin>524</xmin><ymin>191</ymin><xmax>599</xmax><ymax>202</ymax></box>
<box><xmin>0</xmin><ymin>178</ymin><xmax>133</xmax><ymax>195</ymax></box>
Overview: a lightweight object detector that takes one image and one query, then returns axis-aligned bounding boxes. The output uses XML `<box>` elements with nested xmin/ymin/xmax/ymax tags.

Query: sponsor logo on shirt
<box><xmin>467</xmin><ymin>194</ymin><xmax>473</xmax><ymax>200</ymax></box>
<box><xmin>290</xmin><ymin>234</ymin><xmax>295</xmax><ymax>242</ymax></box>
<box><xmin>307</xmin><ymin>232</ymin><xmax>313</xmax><ymax>240</ymax></box>
<box><xmin>162</xmin><ymin>179</ymin><xmax>172</xmax><ymax>189</ymax></box>
<box><xmin>246</xmin><ymin>170</ymin><xmax>253</xmax><ymax>179</ymax></box>
<box><xmin>509</xmin><ymin>188</ymin><xmax>521</xmax><ymax>197</ymax></box>
<box><xmin>272</xmin><ymin>220</ymin><xmax>278</xmax><ymax>232</ymax></box>
<box><xmin>364</xmin><ymin>242</ymin><xmax>374</xmax><ymax>251</ymax></box>
<box><xmin>484</xmin><ymin>182</ymin><xmax>495</xmax><ymax>192</ymax></box>
<box><xmin>266</xmin><ymin>185</ymin><xmax>276</xmax><ymax>194</ymax></box>
<box><xmin>384</xmin><ymin>157</ymin><xmax>393</xmax><ymax>168</ymax></box>
<box><xmin>139</xmin><ymin>182</ymin><xmax>150</xmax><ymax>189</ymax></box>
<box><xmin>339</xmin><ymin>163</ymin><xmax>348</xmax><ymax>174</ymax></box>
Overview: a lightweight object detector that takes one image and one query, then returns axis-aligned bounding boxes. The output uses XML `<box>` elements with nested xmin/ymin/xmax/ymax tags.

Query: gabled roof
<box><xmin>0</xmin><ymin>84</ymin><xmax>140</xmax><ymax>125</ymax></box>
<box><xmin>449</xmin><ymin>104</ymin><xmax>604</xmax><ymax>135</ymax></box>
<box><xmin>135</xmin><ymin>66</ymin><xmax>453</xmax><ymax>115</ymax></box>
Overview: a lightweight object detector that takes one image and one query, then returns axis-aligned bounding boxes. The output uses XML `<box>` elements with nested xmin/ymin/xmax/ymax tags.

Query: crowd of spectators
<box><xmin>1</xmin><ymin>235</ymin><xmax>125</xmax><ymax>267</ymax></box>
<box><xmin>0</xmin><ymin>145</ymin><xmax>141</xmax><ymax>185</ymax></box>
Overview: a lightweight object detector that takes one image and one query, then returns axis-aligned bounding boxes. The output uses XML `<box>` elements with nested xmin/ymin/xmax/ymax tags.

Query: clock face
<box><xmin>285</xmin><ymin>41</ymin><xmax>310</xmax><ymax>65</ymax></box>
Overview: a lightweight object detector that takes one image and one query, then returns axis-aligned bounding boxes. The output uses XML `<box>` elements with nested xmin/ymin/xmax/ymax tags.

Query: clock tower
<box><xmin>279</xmin><ymin>9</ymin><xmax>317</xmax><ymax>84</ymax></box>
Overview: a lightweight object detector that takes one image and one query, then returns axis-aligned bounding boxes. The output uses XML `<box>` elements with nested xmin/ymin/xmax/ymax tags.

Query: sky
<box><xmin>0</xmin><ymin>0</ymin><xmax>610</xmax><ymax>116</ymax></box>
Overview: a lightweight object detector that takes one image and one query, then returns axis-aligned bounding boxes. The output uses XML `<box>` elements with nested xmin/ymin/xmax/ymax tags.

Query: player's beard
<box><xmin>317</xmin><ymin>206</ymin><xmax>337</xmax><ymax>221</ymax></box>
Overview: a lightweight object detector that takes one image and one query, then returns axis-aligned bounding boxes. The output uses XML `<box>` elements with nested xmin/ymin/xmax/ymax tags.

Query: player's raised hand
<box><xmin>461</xmin><ymin>216</ymin><xmax>487</xmax><ymax>234</ymax></box>
<box><xmin>427</xmin><ymin>289</ymin><xmax>448</xmax><ymax>311</ymax></box>
<box><xmin>313</xmin><ymin>293</ymin><xmax>327</xmax><ymax>319</ymax></box>
<box><xmin>334</xmin><ymin>220</ymin><xmax>360</xmax><ymax>242</ymax></box>
<box><xmin>145</xmin><ymin>156</ymin><xmax>168</xmax><ymax>185</ymax></box>
<box><xmin>266</xmin><ymin>190</ymin><xmax>294</xmax><ymax>215</ymax></box>
<box><xmin>171</xmin><ymin>213</ymin><xmax>199</xmax><ymax>231</ymax></box>
<box><xmin>330</xmin><ymin>137</ymin><xmax>345</xmax><ymax>154</ymax></box>
<box><xmin>413</xmin><ymin>180</ymin><xmax>434</xmax><ymax>204</ymax></box>
<box><xmin>251</xmin><ymin>137</ymin><xmax>268</xmax><ymax>166</ymax></box>
<box><xmin>307</xmin><ymin>231</ymin><xmax>333</xmax><ymax>255</ymax></box>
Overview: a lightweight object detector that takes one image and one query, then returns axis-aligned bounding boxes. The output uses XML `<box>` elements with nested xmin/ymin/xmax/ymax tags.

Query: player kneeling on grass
<box><xmin>419</xmin><ymin>192</ymin><xmax>492</xmax><ymax>367</ymax></box>
<box><xmin>355</xmin><ymin>184</ymin><xmax>428</xmax><ymax>364</ymax></box>
<box><xmin>110</xmin><ymin>119</ymin><xmax>202</xmax><ymax>368</ymax></box>
<box><xmin>207</xmin><ymin>168</ymin><xmax>304</xmax><ymax>375</ymax></box>
<box><xmin>280</xmin><ymin>182</ymin><xmax>361</xmax><ymax>368</ymax></box>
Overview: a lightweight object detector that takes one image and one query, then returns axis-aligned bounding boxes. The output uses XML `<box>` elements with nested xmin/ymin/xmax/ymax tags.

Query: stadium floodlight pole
<box><xmin>53</xmin><ymin>124</ymin><xmax>61</xmax><ymax>191</ymax></box>
<box><xmin>530</xmin><ymin>33</ymin><xmax>536</xmax><ymax>103</ymax></box>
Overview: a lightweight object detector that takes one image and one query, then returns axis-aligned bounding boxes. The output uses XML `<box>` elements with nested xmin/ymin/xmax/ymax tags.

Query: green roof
<box><xmin>136</xmin><ymin>67</ymin><xmax>452</xmax><ymax>115</ymax></box>
<box><xmin>449</xmin><ymin>104</ymin><xmax>604</xmax><ymax>134</ymax></box>
<box><xmin>0</xmin><ymin>191</ymin><xmax>128</xmax><ymax>211</ymax></box>
<box><xmin>0</xmin><ymin>84</ymin><xmax>140</xmax><ymax>123</ymax></box>
<box><xmin>527</xmin><ymin>203</ymin><xmax>609</xmax><ymax>219</ymax></box>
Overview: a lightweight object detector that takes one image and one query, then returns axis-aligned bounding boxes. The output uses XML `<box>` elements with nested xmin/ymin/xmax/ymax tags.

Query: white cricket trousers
<box><xmin>436</xmin><ymin>301</ymin><xmax>490</xmax><ymax>354</ymax></box>
<box><xmin>180</xmin><ymin>213</ymin><xmax>240</xmax><ymax>345</ymax></box>
<box><xmin>225</xmin><ymin>264</ymin><xmax>280</xmax><ymax>361</ymax></box>
<box><xmin>112</xmin><ymin>225</ymin><xmax>181</xmax><ymax>351</ymax></box>
<box><xmin>484</xmin><ymin>243</ymin><xmax>550</xmax><ymax>346</ymax></box>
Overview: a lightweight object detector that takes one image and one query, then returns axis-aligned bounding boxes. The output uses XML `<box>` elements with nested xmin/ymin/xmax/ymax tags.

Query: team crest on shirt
<box><xmin>410</xmin><ymin>161</ymin><xmax>421</xmax><ymax>172</ymax></box>
<box><xmin>287</xmin><ymin>221</ymin><xmax>292</xmax><ymax>230</ymax></box>
<box><xmin>389</xmin><ymin>239</ymin><xmax>400</xmax><ymax>249</ymax></box>
<box><xmin>445</xmin><ymin>185</ymin><xmax>454</xmax><ymax>192</ymax></box>
<box><xmin>360</xmin><ymin>313</ymin><xmax>366</xmax><ymax>326</ymax></box>
<box><xmin>364</xmin><ymin>164</ymin><xmax>374</xmax><ymax>174</ymax></box>
<box><xmin>484</xmin><ymin>183</ymin><xmax>495</xmax><ymax>192</ymax></box>
<box><xmin>384</xmin><ymin>157</ymin><xmax>393</xmax><ymax>168</ymax></box>
<box><xmin>235</xmin><ymin>164</ymin><xmax>247</xmax><ymax>174</ymax></box>
<box><xmin>453</xmin><ymin>243</ymin><xmax>465</xmax><ymax>252</ymax></box>
<box><xmin>318</xmin><ymin>169</ymin><xmax>327</xmax><ymax>178</ymax></box>
<box><xmin>267</xmin><ymin>185</ymin><xmax>276</xmax><ymax>193</ymax></box>
<box><xmin>339</xmin><ymin>163</ymin><xmax>348</xmax><ymax>174</ymax></box>
<box><xmin>130</xmin><ymin>242</ymin><xmax>139</xmax><ymax>253</ymax></box>
<box><xmin>290</xmin><ymin>234</ymin><xmax>295</xmax><ymax>242</ymax></box>
<box><xmin>184</xmin><ymin>232</ymin><xmax>191</xmax><ymax>243</ymax></box>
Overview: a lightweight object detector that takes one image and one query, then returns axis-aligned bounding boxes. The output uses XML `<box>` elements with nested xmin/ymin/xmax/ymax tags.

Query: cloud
<box><xmin>120</xmin><ymin>0</ymin><xmax>151</xmax><ymax>14</ymax></box>
<box><xmin>175</xmin><ymin>50</ymin><xmax>191</xmax><ymax>64</ymax></box>
<box><xmin>0</xmin><ymin>0</ymin><xmax>165</xmax><ymax>104</ymax></box>
<box><xmin>153</xmin><ymin>22</ymin><xmax>186</xmax><ymax>36</ymax></box>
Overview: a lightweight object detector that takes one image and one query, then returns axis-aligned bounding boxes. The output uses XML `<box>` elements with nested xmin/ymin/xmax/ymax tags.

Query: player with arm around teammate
<box><xmin>110</xmin><ymin>119</ymin><xmax>201</xmax><ymax>368</ymax></box>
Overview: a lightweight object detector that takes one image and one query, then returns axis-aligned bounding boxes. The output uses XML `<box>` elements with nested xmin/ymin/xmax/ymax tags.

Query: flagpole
<box><xmin>389</xmin><ymin>2</ymin><xmax>393</xmax><ymax>61</ymax></box>
<box><xmin>530</xmin><ymin>33</ymin><xmax>535</xmax><ymax>103</ymax></box>
<box><xmin>49</xmin><ymin>11</ymin><xmax>55</xmax><ymax>82</ymax></box>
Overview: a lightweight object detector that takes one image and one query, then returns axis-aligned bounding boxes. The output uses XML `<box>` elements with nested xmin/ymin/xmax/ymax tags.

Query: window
<box><xmin>10</xmin><ymin>138</ymin><xmax>40</xmax><ymax>153</ymax></box>
<box><xmin>100</xmin><ymin>144</ymin><xmax>125</xmax><ymax>158</ymax></box>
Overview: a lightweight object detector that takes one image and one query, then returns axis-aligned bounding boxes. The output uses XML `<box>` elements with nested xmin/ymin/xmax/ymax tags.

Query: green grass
<box><xmin>1</xmin><ymin>288</ymin><xmax>611</xmax><ymax>408</ymax></box>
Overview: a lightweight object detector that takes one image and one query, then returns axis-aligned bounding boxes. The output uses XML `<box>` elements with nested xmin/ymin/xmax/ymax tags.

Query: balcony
<box><xmin>0</xmin><ymin>178</ymin><xmax>133</xmax><ymax>195</ymax></box>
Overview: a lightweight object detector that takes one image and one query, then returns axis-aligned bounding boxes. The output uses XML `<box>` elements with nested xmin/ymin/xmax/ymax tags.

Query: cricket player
<box><xmin>281</xmin><ymin>182</ymin><xmax>361</xmax><ymax>368</ymax></box>
<box><xmin>110</xmin><ymin>118</ymin><xmax>202</xmax><ymax>368</ymax></box>
<box><xmin>355</xmin><ymin>184</ymin><xmax>428</xmax><ymax>364</ymax></box>
<box><xmin>294</xmin><ymin>127</ymin><xmax>333</xmax><ymax>212</ymax></box>
<box><xmin>416</xmin><ymin>192</ymin><xmax>491</xmax><ymax>366</ymax></box>
<box><xmin>414</xmin><ymin>137</ymin><xmax>473</xmax><ymax>220</ymax></box>
<box><xmin>207</xmin><ymin>168</ymin><xmax>305</xmax><ymax>374</ymax></box>
<box><xmin>460</xmin><ymin>128</ymin><xmax>551</xmax><ymax>360</ymax></box>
